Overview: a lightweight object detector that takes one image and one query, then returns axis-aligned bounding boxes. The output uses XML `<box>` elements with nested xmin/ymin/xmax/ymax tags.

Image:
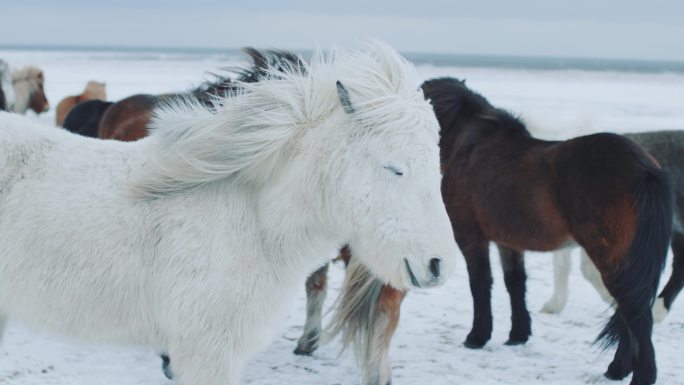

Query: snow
<box><xmin>1</xmin><ymin>49</ymin><xmax>683</xmax><ymax>385</ymax></box>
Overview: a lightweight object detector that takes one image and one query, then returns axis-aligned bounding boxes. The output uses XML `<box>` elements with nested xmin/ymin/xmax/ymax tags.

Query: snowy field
<box><xmin>1</xmin><ymin>49</ymin><xmax>684</xmax><ymax>385</ymax></box>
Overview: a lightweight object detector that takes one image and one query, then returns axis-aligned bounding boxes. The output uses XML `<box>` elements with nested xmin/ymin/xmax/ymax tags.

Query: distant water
<box><xmin>1</xmin><ymin>44</ymin><xmax>683</xmax><ymax>74</ymax></box>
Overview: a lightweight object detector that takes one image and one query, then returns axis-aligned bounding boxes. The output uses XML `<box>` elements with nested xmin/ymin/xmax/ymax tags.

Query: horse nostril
<box><xmin>429</xmin><ymin>258</ymin><xmax>441</xmax><ymax>279</ymax></box>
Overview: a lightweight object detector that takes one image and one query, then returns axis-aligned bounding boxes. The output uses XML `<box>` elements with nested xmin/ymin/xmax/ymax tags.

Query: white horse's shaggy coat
<box><xmin>0</xmin><ymin>43</ymin><xmax>458</xmax><ymax>385</ymax></box>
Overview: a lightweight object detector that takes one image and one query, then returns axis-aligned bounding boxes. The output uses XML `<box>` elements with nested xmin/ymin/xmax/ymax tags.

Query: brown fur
<box><xmin>98</xmin><ymin>94</ymin><xmax>159</xmax><ymax>141</ymax></box>
<box><xmin>55</xmin><ymin>81</ymin><xmax>106</xmax><ymax>126</ymax></box>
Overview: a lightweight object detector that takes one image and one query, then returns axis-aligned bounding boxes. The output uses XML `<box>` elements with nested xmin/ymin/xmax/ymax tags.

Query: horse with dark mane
<box><xmin>301</xmin><ymin>77</ymin><xmax>672</xmax><ymax>385</ymax></box>
<box><xmin>97</xmin><ymin>48</ymin><xmax>304</xmax><ymax>142</ymax></box>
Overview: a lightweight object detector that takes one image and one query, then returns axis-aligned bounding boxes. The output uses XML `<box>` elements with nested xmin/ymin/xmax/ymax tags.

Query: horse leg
<box><xmin>170</xmin><ymin>342</ymin><xmax>243</xmax><ymax>385</ymax></box>
<box><xmin>294</xmin><ymin>263</ymin><xmax>329</xmax><ymax>355</ymax></box>
<box><xmin>361</xmin><ymin>285</ymin><xmax>406</xmax><ymax>385</ymax></box>
<box><xmin>161</xmin><ymin>354</ymin><xmax>172</xmax><ymax>379</ymax></box>
<box><xmin>604</xmin><ymin>312</ymin><xmax>635</xmax><ymax>380</ymax></box>
<box><xmin>497</xmin><ymin>245</ymin><xmax>531</xmax><ymax>345</ymax></box>
<box><xmin>459</xmin><ymin>235</ymin><xmax>493</xmax><ymax>349</ymax></box>
<box><xmin>541</xmin><ymin>248</ymin><xmax>572</xmax><ymax>313</ymax></box>
<box><xmin>654</xmin><ymin>231</ymin><xmax>684</xmax><ymax>322</ymax></box>
<box><xmin>579</xmin><ymin>249</ymin><xmax>614</xmax><ymax>306</ymax></box>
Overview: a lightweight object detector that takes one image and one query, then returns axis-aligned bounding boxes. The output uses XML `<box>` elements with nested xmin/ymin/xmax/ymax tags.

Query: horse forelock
<box><xmin>136</xmin><ymin>42</ymin><xmax>425</xmax><ymax>197</ymax></box>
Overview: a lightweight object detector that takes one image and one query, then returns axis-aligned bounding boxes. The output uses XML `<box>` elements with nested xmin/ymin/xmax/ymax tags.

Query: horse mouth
<box><xmin>404</xmin><ymin>259</ymin><xmax>422</xmax><ymax>288</ymax></box>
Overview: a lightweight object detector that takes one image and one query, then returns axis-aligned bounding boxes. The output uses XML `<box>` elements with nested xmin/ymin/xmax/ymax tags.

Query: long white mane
<box><xmin>135</xmin><ymin>42</ymin><xmax>429</xmax><ymax>197</ymax></box>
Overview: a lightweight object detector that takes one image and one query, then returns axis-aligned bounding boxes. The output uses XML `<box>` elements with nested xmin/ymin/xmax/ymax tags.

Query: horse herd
<box><xmin>0</xmin><ymin>44</ymin><xmax>681</xmax><ymax>385</ymax></box>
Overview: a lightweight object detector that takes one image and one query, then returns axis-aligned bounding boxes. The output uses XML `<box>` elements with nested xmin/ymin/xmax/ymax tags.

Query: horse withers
<box><xmin>0</xmin><ymin>43</ymin><xmax>457</xmax><ymax>385</ymax></box>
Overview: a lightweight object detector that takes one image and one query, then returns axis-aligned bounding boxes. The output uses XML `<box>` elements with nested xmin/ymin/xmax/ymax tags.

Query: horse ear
<box><xmin>336</xmin><ymin>81</ymin><xmax>355</xmax><ymax>114</ymax></box>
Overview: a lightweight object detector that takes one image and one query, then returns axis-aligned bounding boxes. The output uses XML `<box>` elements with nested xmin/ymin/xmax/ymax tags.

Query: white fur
<box><xmin>10</xmin><ymin>66</ymin><xmax>46</xmax><ymax>114</ymax></box>
<box><xmin>0</xmin><ymin>60</ymin><xmax>15</xmax><ymax>110</ymax></box>
<box><xmin>0</xmin><ymin>42</ymin><xmax>458</xmax><ymax>385</ymax></box>
<box><xmin>541</xmin><ymin>248</ymin><xmax>572</xmax><ymax>313</ymax></box>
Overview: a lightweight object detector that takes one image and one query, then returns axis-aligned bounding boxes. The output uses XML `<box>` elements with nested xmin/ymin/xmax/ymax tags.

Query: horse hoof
<box><xmin>161</xmin><ymin>354</ymin><xmax>173</xmax><ymax>379</ymax></box>
<box><xmin>540</xmin><ymin>302</ymin><xmax>562</xmax><ymax>314</ymax></box>
<box><xmin>604</xmin><ymin>367</ymin><xmax>631</xmax><ymax>381</ymax></box>
<box><xmin>293</xmin><ymin>346</ymin><xmax>315</xmax><ymax>356</ymax></box>
<box><xmin>504</xmin><ymin>338</ymin><xmax>528</xmax><ymax>346</ymax></box>
<box><xmin>652</xmin><ymin>297</ymin><xmax>669</xmax><ymax>323</ymax></box>
<box><xmin>463</xmin><ymin>338</ymin><xmax>487</xmax><ymax>349</ymax></box>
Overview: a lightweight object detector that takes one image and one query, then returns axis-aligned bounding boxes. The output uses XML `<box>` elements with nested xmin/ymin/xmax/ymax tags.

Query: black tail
<box><xmin>596</xmin><ymin>168</ymin><xmax>673</xmax><ymax>348</ymax></box>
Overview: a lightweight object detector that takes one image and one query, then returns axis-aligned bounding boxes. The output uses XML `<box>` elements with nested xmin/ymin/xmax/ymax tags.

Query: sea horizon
<box><xmin>1</xmin><ymin>43</ymin><xmax>683</xmax><ymax>75</ymax></box>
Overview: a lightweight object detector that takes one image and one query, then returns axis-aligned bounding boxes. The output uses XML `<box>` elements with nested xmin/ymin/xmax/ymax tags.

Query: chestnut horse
<box><xmin>55</xmin><ymin>81</ymin><xmax>107</xmax><ymax>126</ymax></box>
<box><xmin>98</xmin><ymin>48</ymin><xmax>303</xmax><ymax>142</ymax></box>
<box><xmin>300</xmin><ymin>78</ymin><xmax>672</xmax><ymax>385</ymax></box>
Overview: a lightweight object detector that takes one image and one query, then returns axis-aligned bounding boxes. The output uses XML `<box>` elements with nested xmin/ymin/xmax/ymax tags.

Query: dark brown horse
<box><xmin>97</xmin><ymin>48</ymin><xmax>304</xmax><ymax>142</ymax></box>
<box><xmin>62</xmin><ymin>99</ymin><xmax>114</xmax><ymax>138</ymax></box>
<box><xmin>300</xmin><ymin>78</ymin><xmax>672</xmax><ymax>385</ymax></box>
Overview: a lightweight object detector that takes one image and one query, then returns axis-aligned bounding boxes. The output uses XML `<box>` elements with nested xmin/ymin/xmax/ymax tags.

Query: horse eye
<box><xmin>384</xmin><ymin>165</ymin><xmax>404</xmax><ymax>176</ymax></box>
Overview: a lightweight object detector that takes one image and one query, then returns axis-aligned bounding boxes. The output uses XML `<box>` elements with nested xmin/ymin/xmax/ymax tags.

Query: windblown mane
<box><xmin>134</xmin><ymin>42</ymin><xmax>426</xmax><ymax>198</ymax></box>
<box><xmin>190</xmin><ymin>48</ymin><xmax>306</xmax><ymax>108</ymax></box>
<box><xmin>422</xmin><ymin>77</ymin><xmax>529</xmax><ymax>137</ymax></box>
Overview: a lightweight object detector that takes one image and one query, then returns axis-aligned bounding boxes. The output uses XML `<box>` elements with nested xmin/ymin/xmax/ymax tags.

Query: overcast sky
<box><xmin>2</xmin><ymin>0</ymin><xmax>683</xmax><ymax>61</ymax></box>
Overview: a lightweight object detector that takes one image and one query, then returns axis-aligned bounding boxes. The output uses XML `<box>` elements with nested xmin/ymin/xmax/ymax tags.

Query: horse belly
<box><xmin>477</xmin><ymin>186</ymin><xmax>572</xmax><ymax>252</ymax></box>
<box><xmin>0</xmin><ymin>255</ymin><xmax>155</xmax><ymax>345</ymax></box>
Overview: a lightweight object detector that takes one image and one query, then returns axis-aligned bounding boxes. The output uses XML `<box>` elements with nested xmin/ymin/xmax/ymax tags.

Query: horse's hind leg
<box><xmin>579</xmin><ymin>249</ymin><xmax>614</xmax><ymax>306</ymax></box>
<box><xmin>459</xmin><ymin>234</ymin><xmax>493</xmax><ymax>349</ymax></box>
<box><xmin>654</xmin><ymin>231</ymin><xmax>684</xmax><ymax>322</ymax></box>
<box><xmin>601</xmin><ymin>311</ymin><xmax>635</xmax><ymax>380</ymax></box>
<box><xmin>294</xmin><ymin>263</ymin><xmax>329</xmax><ymax>355</ymax></box>
<box><xmin>361</xmin><ymin>285</ymin><xmax>406</xmax><ymax>385</ymax></box>
<box><xmin>541</xmin><ymin>248</ymin><xmax>572</xmax><ymax>314</ymax></box>
<box><xmin>497</xmin><ymin>245</ymin><xmax>531</xmax><ymax>345</ymax></box>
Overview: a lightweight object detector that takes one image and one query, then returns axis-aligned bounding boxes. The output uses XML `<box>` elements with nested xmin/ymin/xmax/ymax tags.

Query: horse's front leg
<box><xmin>170</xmin><ymin>341</ymin><xmax>244</xmax><ymax>385</ymax></box>
<box><xmin>361</xmin><ymin>285</ymin><xmax>406</xmax><ymax>385</ymax></box>
<box><xmin>458</xmin><ymin>234</ymin><xmax>493</xmax><ymax>349</ymax></box>
<box><xmin>294</xmin><ymin>263</ymin><xmax>330</xmax><ymax>355</ymax></box>
<box><xmin>497</xmin><ymin>245</ymin><xmax>531</xmax><ymax>345</ymax></box>
<box><xmin>541</xmin><ymin>248</ymin><xmax>572</xmax><ymax>313</ymax></box>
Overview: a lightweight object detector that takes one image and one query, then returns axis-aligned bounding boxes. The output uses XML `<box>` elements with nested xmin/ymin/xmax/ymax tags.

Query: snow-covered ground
<box><xmin>0</xmin><ymin>49</ymin><xmax>683</xmax><ymax>385</ymax></box>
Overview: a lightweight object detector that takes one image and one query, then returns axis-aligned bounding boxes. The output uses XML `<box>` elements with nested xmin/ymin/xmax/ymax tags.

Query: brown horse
<box><xmin>9</xmin><ymin>66</ymin><xmax>49</xmax><ymax>114</ymax></box>
<box><xmin>300</xmin><ymin>77</ymin><xmax>672</xmax><ymax>385</ymax></box>
<box><xmin>97</xmin><ymin>48</ymin><xmax>303</xmax><ymax>142</ymax></box>
<box><xmin>55</xmin><ymin>81</ymin><xmax>106</xmax><ymax>126</ymax></box>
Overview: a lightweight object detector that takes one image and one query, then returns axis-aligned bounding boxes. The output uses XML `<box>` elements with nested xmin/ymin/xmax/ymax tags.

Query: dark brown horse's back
<box><xmin>98</xmin><ymin>94</ymin><xmax>159</xmax><ymax>141</ymax></box>
<box><xmin>549</xmin><ymin>133</ymin><xmax>664</xmax><ymax>264</ymax></box>
<box><xmin>442</xmin><ymin>136</ymin><xmax>572</xmax><ymax>252</ymax></box>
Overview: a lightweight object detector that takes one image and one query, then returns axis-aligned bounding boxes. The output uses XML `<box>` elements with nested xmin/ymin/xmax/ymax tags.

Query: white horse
<box><xmin>0</xmin><ymin>42</ymin><xmax>458</xmax><ymax>385</ymax></box>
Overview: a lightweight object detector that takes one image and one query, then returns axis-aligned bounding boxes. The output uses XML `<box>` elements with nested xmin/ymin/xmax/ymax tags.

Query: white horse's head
<box><xmin>311</xmin><ymin>43</ymin><xmax>459</xmax><ymax>290</ymax></box>
<box><xmin>137</xmin><ymin>42</ymin><xmax>458</xmax><ymax>290</ymax></box>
